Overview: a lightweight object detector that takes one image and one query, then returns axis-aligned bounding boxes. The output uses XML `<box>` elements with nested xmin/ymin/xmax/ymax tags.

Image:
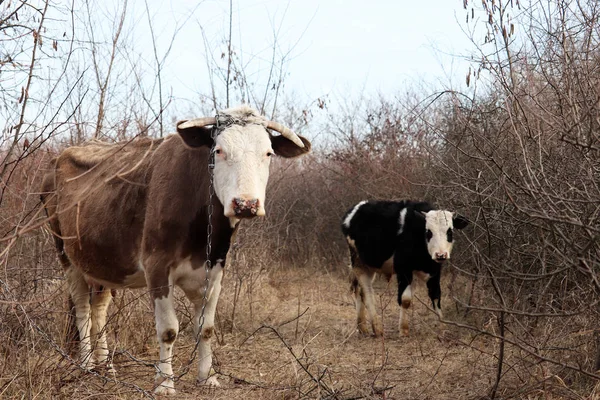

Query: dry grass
<box><xmin>4</xmin><ymin>247</ymin><xmax>586</xmax><ymax>400</ymax></box>
<box><xmin>1</xmin><ymin>145</ymin><xmax>597</xmax><ymax>399</ymax></box>
<box><xmin>2</xmin><ymin>1</ymin><xmax>600</xmax><ymax>398</ymax></box>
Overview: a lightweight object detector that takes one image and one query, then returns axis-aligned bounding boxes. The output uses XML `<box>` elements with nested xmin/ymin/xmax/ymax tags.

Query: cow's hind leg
<box><xmin>397</xmin><ymin>272</ymin><xmax>413</xmax><ymax>336</ymax></box>
<box><xmin>355</xmin><ymin>268</ymin><xmax>382</xmax><ymax>337</ymax></box>
<box><xmin>351</xmin><ymin>274</ymin><xmax>369</xmax><ymax>335</ymax></box>
<box><xmin>66</xmin><ymin>267</ymin><xmax>94</xmax><ymax>369</ymax></box>
<box><xmin>181</xmin><ymin>262</ymin><xmax>223</xmax><ymax>387</ymax></box>
<box><xmin>90</xmin><ymin>286</ymin><xmax>113</xmax><ymax>370</ymax></box>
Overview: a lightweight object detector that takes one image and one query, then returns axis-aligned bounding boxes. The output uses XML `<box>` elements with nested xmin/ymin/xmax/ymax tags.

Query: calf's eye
<box><xmin>425</xmin><ymin>229</ymin><xmax>433</xmax><ymax>241</ymax></box>
<box><xmin>447</xmin><ymin>228</ymin><xmax>453</xmax><ymax>242</ymax></box>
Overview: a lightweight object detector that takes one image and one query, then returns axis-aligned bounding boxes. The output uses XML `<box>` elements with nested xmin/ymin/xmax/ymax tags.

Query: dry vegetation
<box><xmin>2</xmin><ymin>0</ymin><xmax>600</xmax><ymax>399</ymax></box>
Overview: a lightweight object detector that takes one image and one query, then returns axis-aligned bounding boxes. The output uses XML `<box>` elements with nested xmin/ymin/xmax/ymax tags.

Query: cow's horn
<box><xmin>266</xmin><ymin>120</ymin><xmax>305</xmax><ymax>148</ymax></box>
<box><xmin>177</xmin><ymin>117</ymin><xmax>217</xmax><ymax>130</ymax></box>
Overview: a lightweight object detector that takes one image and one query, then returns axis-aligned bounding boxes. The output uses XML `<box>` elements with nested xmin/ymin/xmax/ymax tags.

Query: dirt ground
<box><xmin>36</xmin><ymin>264</ymin><xmax>529</xmax><ymax>400</ymax></box>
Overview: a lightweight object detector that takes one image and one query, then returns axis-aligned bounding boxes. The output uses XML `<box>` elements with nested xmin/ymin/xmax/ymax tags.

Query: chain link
<box><xmin>198</xmin><ymin>112</ymin><xmax>218</xmax><ymax>334</ymax></box>
<box><xmin>175</xmin><ymin>113</ymin><xmax>219</xmax><ymax>382</ymax></box>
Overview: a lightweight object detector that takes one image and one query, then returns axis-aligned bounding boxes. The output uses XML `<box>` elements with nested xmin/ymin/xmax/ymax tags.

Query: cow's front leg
<box><xmin>426</xmin><ymin>273</ymin><xmax>443</xmax><ymax>319</ymax></box>
<box><xmin>153</xmin><ymin>291</ymin><xmax>178</xmax><ymax>395</ymax></box>
<box><xmin>147</xmin><ymin>259</ymin><xmax>178</xmax><ymax>396</ymax></box>
<box><xmin>181</xmin><ymin>261</ymin><xmax>223</xmax><ymax>387</ymax></box>
<box><xmin>397</xmin><ymin>273</ymin><xmax>413</xmax><ymax>336</ymax></box>
<box><xmin>196</xmin><ymin>262</ymin><xmax>223</xmax><ymax>387</ymax></box>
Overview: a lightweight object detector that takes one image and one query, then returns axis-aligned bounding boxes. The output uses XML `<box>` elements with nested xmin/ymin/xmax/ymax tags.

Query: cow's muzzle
<box><xmin>434</xmin><ymin>252</ymin><xmax>449</xmax><ymax>263</ymax></box>
<box><xmin>232</xmin><ymin>198</ymin><xmax>261</xmax><ymax>218</ymax></box>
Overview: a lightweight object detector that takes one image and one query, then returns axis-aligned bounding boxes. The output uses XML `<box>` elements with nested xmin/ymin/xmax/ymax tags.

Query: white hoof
<box><xmin>81</xmin><ymin>358</ymin><xmax>95</xmax><ymax>371</ymax></box>
<box><xmin>154</xmin><ymin>378</ymin><xmax>175</xmax><ymax>395</ymax></box>
<box><xmin>198</xmin><ymin>375</ymin><xmax>220</xmax><ymax>387</ymax></box>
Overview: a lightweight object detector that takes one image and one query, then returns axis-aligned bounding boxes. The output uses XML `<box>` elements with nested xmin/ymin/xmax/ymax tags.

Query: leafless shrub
<box><xmin>426</xmin><ymin>0</ymin><xmax>600</xmax><ymax>397</ymax></box>
<box><xmin>234</xmin><ymin>2</ymin><xmax>600</xmax><ymax>396</ymax></box>
<box><xmin>2</xmin><ymin>0</ymin><xmax>600</xmax><ymax>398</ymax></box>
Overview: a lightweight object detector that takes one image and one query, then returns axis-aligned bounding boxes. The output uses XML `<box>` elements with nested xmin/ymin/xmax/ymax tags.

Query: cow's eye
<box><xmin>447</xmin><ymin>228</ymin><xmax>453</xmax><ymax>242</ymax></box>
<box><xmin>214</xmin><ymin>148</ymin><xmax>226</xmax><ymax>160</ymax></box>
<box><xmin>425</xmin><ymin>229</ymin><xmax>433</xmax><ymax>241</ymax></box>
<box><xmin>266</xmin><ymin>151</ymin><xmax>274</xmax><ymax>157</ymax></box>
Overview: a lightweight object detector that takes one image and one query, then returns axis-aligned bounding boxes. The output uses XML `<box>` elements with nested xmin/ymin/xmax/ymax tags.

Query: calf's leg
<box><xmin>426</xmin><ymin>273</ymin><xmax>443</xmax><ymax>319</ymax></box>
<box><xmin>351</xmin><ymin>274</ymin><xmax>369</xmax><ymax>334</ymax></box>
<box><xmin>355</xmin><ymin>269</ymin><xmax>382</xmax><ymax>336</ymax></box>
<box><xmin>397</xmin><ymin>273</ymin><xmax>413</xmax><ymax>336</ymax></box>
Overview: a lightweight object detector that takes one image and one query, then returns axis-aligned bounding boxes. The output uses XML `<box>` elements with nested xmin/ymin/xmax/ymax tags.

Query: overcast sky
<box><xmin>3</xmin><ymin>0</ymin><xmax>482</xmax><ymax>137</ymax></box>
<box><xmin>128</xmin><ymin>0</ymin><xmax>478</xmax><ymax>107</ymax></box>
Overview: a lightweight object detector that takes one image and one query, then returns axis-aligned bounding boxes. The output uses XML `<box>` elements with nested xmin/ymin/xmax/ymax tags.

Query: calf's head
<box><xmin>419</xmin><ymin>210</ymin><xmax>469</xmax><ymax>263</ymax></box>
<box><xmin>176</xmin><ymin>106</ymin><xmax>310</xmax><ymax>218</ymax></box>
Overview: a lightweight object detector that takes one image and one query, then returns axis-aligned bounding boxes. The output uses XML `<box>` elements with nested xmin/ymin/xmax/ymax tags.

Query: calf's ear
<box><xmin>271</xmin><ymin>135</ymin><xmax>311</xmax><ymax>158</ymax></box>
<box><xmin>416</xmin><ymin>210</ymin><xmax>429</xmax><ymax>219</ymax></box>
<box><xmin>453</xmin><ymin>214</ymin><xmax>470</xmax><ymax>230</ymax></box>
<box><xmin>176</xmin><ymin>122</ymin><xmax>214</xmax><ymax>148</ymax></box>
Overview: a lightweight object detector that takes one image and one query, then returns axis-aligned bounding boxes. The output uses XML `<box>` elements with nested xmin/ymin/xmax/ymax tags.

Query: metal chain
<box><xmin>199</xmin><ymin>113</ymin><xmax>218</xmax><ymax>331</ymax></box>
<box><xmin>175</xmin><ymin>113</ymin><xmax>219</xmax><ymax>382</ymax></box>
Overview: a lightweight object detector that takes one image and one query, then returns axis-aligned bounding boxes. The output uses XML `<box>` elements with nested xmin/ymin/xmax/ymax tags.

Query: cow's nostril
<box><xmin>232</xmin><ymin>198</ymin><xmax>260</xmax><ymax>218</ymax></box>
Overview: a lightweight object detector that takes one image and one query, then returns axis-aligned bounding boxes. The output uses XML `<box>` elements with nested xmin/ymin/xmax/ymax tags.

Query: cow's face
<box><xmin>212</xmin><ymin>124</ymin><xmax>273</xmax><ymax>218</ymax></box>
<box><xmin>177</xmin><ymin>120</ymin><xmax>310</xmax><ymax>219</ymax></box>
<box><xmin>421</xmin><ymin>210</ymin><xmax>469</xmax><ymax>263</ymax></box>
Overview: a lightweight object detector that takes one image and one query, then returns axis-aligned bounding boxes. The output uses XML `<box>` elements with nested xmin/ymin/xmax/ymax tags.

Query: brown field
<box><xmin>2</xmin><ymin>0</ymin><xmax>600</xmax><ymax>397</ymax></box>
<box><xmin>3</xmin><ymin>248</ymin><xmax>594</xmax><ymax>400</ymax></box>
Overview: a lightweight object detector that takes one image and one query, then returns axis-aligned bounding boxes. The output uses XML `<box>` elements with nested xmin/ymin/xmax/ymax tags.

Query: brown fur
<box><xmin>41</xmin><ymin>110</ymin><xmax>311</xmax><ymax>388</ymax></box>
<box><xmin>41</xmin><ymin>134</ymin><xmax>233</xmax><ymax>292</ymax></box>
<box><xmin>161</xmin><ymin>329</ymin><xmax>177</xmax><ymax>344</ymax></box>
<box><xmin>202</xmin><ymin>326</ymin><xmax>215</xmax><ymax>340</ymax></box>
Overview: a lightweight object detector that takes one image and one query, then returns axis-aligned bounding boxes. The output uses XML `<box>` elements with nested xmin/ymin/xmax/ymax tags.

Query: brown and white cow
<box><xmin>41</xmin><ymin>105</ymin><xmax>310</xmax><ymax>395</ymax></box>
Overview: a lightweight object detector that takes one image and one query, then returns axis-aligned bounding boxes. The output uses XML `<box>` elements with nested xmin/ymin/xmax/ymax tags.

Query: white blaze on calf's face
<box><xmin>424</xmin><ymin>210</ymin><xmax>455</xmax><ymax>262</ymax></box>
<box><xmin>213</xmin><ymin>124</ymin><xmax>273</xmax><ymax>217</ymax></box>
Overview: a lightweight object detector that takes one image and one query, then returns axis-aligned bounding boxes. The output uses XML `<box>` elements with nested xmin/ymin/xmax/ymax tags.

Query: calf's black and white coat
<box><xmin>342</xmin><ymin>200</ymin><xmax>469</xmax><ymax>336</ymax></box>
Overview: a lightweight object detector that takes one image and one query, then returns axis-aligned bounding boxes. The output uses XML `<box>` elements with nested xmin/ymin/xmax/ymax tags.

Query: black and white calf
<box><xmin>341</xmin><ymin>200</ymin><xmax>469</xmax><ymax>336</ymax></box>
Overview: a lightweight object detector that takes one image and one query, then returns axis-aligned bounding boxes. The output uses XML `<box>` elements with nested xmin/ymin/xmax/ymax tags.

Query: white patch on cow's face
<box><xmin>424</xmin><ymin>210</ymin><xmax>455</xmax><ymax>263</ymax></box>
<box><xmin>213</xmin><ymin>124</ymin><xmax>273</xmax><ymax>218</ymax></box>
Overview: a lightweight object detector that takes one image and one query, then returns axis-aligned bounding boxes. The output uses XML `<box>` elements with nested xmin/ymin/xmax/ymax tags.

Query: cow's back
<box><xmin>45</xmin><ymin>137</ymin><xmax>165</xmax><ymax>286</ymax></box>
<box><xmin>342</xmin><ymin>201</ymin><xmax>404</xmax><ymax>268</ymax></box>
<box><xmin>342</xmin><ymin>200</ymin><xmax>435</xmax><ymax>269</ymax></box>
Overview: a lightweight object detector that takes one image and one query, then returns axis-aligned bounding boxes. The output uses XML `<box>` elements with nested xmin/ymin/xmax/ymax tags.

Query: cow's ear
<box><xmin>415</xmin><ymin>210</ymin><xmax>427</xmax><ymax>221</ymax></box>
<box><xmin>176</xmin><ymin>121</ymin><xmax>214</xmax><ymax>148</ymax></box>
<box><xmin>453</xmin><ymin>214</ymin><xmax>470</xmax><ymax>230</ymax></box>
<box><xmin>270</xmin><ymin>134</ymin><xmax>311</xmax><ymax>158</ymax></box>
